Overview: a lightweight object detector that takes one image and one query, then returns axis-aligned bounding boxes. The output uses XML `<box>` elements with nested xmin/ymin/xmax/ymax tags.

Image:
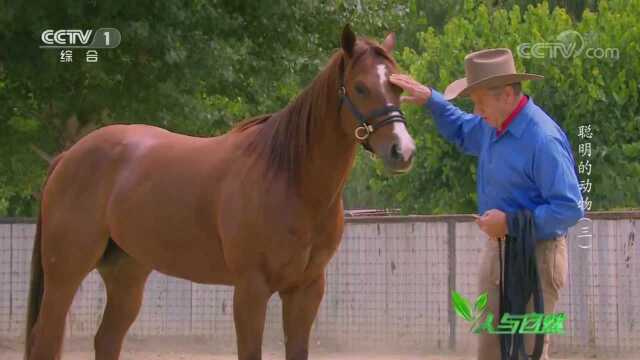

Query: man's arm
<box><xmin>532</xmin><ymin>135</ymin><xmax>585</xmax><ymax>238</ymax></box>
<box><xmin>425</xmin><ymin>90</ymin><xmax>487</xmax><ymax>157</ymax></box>
<box><xmin>389</xmin><ymin>74</ymin><xmax>487</xmax><ymax>157</ymax></box>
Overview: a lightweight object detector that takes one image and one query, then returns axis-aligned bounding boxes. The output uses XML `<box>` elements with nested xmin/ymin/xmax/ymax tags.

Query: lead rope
<box><xmin>498</xmin><ymin>234</ymin><xmax>544</xmax><ymax>360</ymax></box>
<box><xmin>498</xmin><ymin>237</ymin><xmax>507</xmax><ymax>360</ymax></box>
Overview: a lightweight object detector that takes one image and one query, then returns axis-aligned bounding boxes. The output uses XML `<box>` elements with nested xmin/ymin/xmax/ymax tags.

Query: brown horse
<box><xmin>25</xmin><ymin>25</ymin><xmax>415</xmax><ymax>360</ymax></box>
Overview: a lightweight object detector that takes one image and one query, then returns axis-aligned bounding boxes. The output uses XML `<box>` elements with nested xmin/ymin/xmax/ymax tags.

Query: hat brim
<box><xmin>443</xmin><ymin>73</ymin><xmax>544</xmax><ymax>101</ymax></box>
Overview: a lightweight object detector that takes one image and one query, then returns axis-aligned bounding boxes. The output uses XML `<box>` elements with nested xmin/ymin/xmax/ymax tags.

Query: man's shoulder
<box><xmin>525</xmin><ymin>101</ymin><xmax>569</xmax><ymax>146</ymax></box>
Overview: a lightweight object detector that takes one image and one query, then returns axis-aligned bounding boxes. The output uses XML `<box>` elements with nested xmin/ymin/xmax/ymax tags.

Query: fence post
<box><xmin>447</xmin><ymin>220</ymin><xmax>456</xmax><ymax>350</ymax></box>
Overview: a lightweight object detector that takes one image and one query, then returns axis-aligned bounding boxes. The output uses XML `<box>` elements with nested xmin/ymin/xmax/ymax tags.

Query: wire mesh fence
<box><xmin>0</xmin><ymin>213</ymin><xmax>638</xmax><ymax>356</ymax></box>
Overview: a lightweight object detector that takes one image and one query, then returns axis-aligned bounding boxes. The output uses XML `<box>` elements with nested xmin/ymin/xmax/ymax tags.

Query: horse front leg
<box><xmin>233</xmin><ymin>271</ymin><xmax>272</xmax><ymax>360</ymax></box>
<box><xmin>279</xmin><ymin>272</ymin><xmax>325</xmax><ymax>360</ymax></box>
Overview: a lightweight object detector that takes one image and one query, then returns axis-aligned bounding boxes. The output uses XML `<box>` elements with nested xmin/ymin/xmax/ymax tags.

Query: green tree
<box><xmin>372</xmin><ymin>0</ymin><xmax>640</xmax><ymax>213</ymax></box>
<box><xmin>0</xmin><ymin>0</ymin><xmax>410</xmax><ymax>216</ymax></box>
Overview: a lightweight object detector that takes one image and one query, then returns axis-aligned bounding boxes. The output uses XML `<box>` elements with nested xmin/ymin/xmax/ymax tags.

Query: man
<box><xmin>390</xmin><ymin>48</ymin><xmax>583</xmax><ymax>359</ymax></box>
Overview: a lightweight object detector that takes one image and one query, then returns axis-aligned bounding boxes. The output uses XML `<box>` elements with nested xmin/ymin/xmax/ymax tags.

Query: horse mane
<box><xmin>231</xmin><ymin>38</ymin><xmax>396</xmax><ymax>184</ymax></box>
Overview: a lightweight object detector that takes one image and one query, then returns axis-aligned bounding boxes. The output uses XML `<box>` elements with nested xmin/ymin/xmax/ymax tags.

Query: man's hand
<box><xmin>389</xmin><ymin>74</ymin><xmax>432</xmax><ymax>105</ymax></box>
<box><xmin>475</xmin><ymin>209</ymin><xmax>508</xmax><ymax>239</ymax></box>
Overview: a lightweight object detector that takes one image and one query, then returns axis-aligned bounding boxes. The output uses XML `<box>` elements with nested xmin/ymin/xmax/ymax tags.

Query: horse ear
<box><xmin>341</xmin><ymin>24</ymin><xmax>356</xmax><ymax>57</ymax></box>
<box><xmin>382</xmin><ymin>32</ymin><xmax>396</xmax><ymax>53</ymax></box>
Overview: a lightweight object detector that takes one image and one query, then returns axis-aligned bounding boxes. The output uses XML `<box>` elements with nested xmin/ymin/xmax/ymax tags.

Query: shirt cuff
<box><xmin>424</xmin><ymin>89</ymin><xmax>449</xmax><ymax>114</ymax></box>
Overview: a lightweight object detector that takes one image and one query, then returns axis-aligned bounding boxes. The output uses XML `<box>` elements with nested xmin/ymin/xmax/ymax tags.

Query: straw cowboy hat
<box><xmin>443</xmin><ymin>48</ymin><xmax>544</xmax><ymax>101</ymax></box>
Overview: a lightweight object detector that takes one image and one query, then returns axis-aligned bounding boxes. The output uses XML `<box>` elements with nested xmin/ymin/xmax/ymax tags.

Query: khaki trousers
<box><xmin>476</xmin><ymin>236</ymin><xmax>568</xmax><ymax>360</ymax></box>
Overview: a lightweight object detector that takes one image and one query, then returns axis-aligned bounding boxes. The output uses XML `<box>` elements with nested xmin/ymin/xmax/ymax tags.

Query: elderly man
<box><xmin>390</xmin><ymin>48</ymin><xmax>583</xmax><ymax>359</ymax></box>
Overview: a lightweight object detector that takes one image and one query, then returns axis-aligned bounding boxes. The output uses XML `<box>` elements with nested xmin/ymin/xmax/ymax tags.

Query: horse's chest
<box><xmin>271</xmin><ymin>233</ymin><xmax>340</xmax><ymax>290</ymax></box>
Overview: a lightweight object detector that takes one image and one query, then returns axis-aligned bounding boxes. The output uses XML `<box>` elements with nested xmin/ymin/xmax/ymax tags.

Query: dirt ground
<box><xmin>0</xmin><ymin>336</ymin><xmax>622</xmax><ymax>360</ymax></box>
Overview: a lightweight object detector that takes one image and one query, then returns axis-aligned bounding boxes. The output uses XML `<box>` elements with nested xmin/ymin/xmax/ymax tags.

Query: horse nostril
<box><xmin>407</xmin><ymin>152</ymin><xmax>414</xmax><ymax>163</ymax></box>
<box><xmin>390</xmin><ymin>143</ymin><xmax>402</xmax><ymax>161</ymax></box>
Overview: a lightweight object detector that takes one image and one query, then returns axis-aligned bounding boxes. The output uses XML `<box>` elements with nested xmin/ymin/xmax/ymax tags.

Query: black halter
<box><xmin>337</xmin><ymin>58</ymin><xmax>407</xmax><ymax>152</ymax></box>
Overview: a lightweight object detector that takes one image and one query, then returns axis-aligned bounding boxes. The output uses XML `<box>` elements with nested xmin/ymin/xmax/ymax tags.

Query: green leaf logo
<box><xmin>474</xmin><ymin>292</ymin><xmax>488</xmax><ymax>315</ymax></box>
<box><xmin>452</xmin><ymin>291</ymin><xmax>490</xmax><ymax>332</ymax></box>
<box><xmin>451</xmin><ymin>291</ymin><xmax>473</xmax><ymax>322</ymax></box>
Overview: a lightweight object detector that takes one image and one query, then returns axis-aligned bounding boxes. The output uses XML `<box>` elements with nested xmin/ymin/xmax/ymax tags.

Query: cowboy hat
<box><xmin>443</xmin><ymin>48</ymin><xmax>543</xmax><ymax>101</ymax></box>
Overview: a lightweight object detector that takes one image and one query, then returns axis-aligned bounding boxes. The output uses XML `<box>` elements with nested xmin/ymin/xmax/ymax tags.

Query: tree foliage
<box><xmin>371</xmin><ymin>0</ymin><xmax>640</xmax><ymax>213</ymax></box>
<box><xmin>0</xmin><ymin>0</ymin><xmax>637</xmax><ymax>216</ymax></box>
<box><xmin>0</xmin><ymin>0</ymin><xmax>409</xmax><ymax>215</ymax></box>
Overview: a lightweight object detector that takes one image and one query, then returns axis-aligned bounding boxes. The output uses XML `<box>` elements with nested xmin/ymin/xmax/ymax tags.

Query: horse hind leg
<box><xmin>27</xmin><ymin>226</ymin><xmax>109</xmax><ymax>360</ymax></box>
<box><xmin>27</xmin><ymin>272</ymin><xmax>90</xmax><ymax>360</ymax></box>
<box><xmin>94</xmin><ymin>240</ymin><xmax>151</xmax><ymax>360</ymax></box>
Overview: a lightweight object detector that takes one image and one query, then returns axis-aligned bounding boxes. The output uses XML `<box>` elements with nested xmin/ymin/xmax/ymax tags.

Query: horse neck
<box><xmin>299</xmin><ymin>80</ymin><xmax>357</xmax><ymax>212</ymax></box>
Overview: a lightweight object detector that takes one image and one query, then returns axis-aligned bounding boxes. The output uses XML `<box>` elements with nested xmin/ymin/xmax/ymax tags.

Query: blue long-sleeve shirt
<box><xmin>425</xmin><ymin>89</ymin><xmax>584</xmax><ymax>240</ymax></box>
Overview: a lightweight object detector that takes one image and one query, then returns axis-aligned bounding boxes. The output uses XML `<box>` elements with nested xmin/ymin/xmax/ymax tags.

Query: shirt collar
<box><xmin>495</xmin><ymin>95</ymin><xmax>533</xmax><ymax>140</ymax></box>
<box><xmin>497</xmin><ymin>95</ymin><xmax>528</xmax><ymax>137</ymax></box>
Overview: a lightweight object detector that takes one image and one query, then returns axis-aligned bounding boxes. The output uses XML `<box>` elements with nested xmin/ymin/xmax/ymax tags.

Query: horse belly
<box><xmin>107</xmin><ymin>155</ymin><xmax>232</xmax><ymax>284</ymax></box>
<box><xmin>113</xmin><ymin>221</ymin><xmax>233</xmax><ymax>284</ymax></box>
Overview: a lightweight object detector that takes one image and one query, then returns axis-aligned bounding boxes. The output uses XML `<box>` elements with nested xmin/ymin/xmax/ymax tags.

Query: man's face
<box><xmin>469</xmin><ymin>87</ymin><xmax>513</xmax><ymax>128</ymax></box>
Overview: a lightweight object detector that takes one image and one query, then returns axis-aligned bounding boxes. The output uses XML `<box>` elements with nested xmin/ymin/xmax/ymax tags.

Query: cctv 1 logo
<box><xmin>40</xmin><ymin>28</ymin><xmax>121</xmax><ymax>48</ymax></box>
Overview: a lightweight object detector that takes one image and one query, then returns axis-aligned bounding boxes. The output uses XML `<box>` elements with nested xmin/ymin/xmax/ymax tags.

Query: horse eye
<box><xmin>355</xmin><ymin>84</ymin><xmax>368</xmax><ymax>96</ymax></box>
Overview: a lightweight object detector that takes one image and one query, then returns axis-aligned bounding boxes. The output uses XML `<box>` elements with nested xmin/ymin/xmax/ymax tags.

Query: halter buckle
<box><xmin>338</xmin><ymin>86</ymin><xmax>347</xmax><ymax>97</ymax></box>
<box><xmin>354</xmin><ymin>124</ymin><xmax>373</xmax><ymax>140</ymax></box>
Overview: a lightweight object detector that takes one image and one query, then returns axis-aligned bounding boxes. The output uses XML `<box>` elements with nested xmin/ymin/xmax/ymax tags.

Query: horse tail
<box><xmin>25</xmin><ymin>152</ymin><xmax>65</xmax><ymax>360</ymax></box>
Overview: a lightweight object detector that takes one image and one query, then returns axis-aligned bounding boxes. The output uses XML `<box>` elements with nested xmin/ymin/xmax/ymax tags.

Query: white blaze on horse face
<box><xmin>392</xmin><ymin>122</ymin><xmax>416</xmax><ymax>162</ymax></box>
<box><xmin>376</xmin><ymin>64</ymin><xmax>415</xmax><ymax>163</ymax></box>
<box><xmin>376</xmin><ymin>64</ymin><xmax>389</xmax><ymax>98</ymax></box>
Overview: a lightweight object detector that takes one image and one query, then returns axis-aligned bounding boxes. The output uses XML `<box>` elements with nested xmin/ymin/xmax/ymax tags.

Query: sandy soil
<box><xmin>0</xmin><ymin>336</ymin><xmax>619</xmax><ymax>360</ymax></box>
